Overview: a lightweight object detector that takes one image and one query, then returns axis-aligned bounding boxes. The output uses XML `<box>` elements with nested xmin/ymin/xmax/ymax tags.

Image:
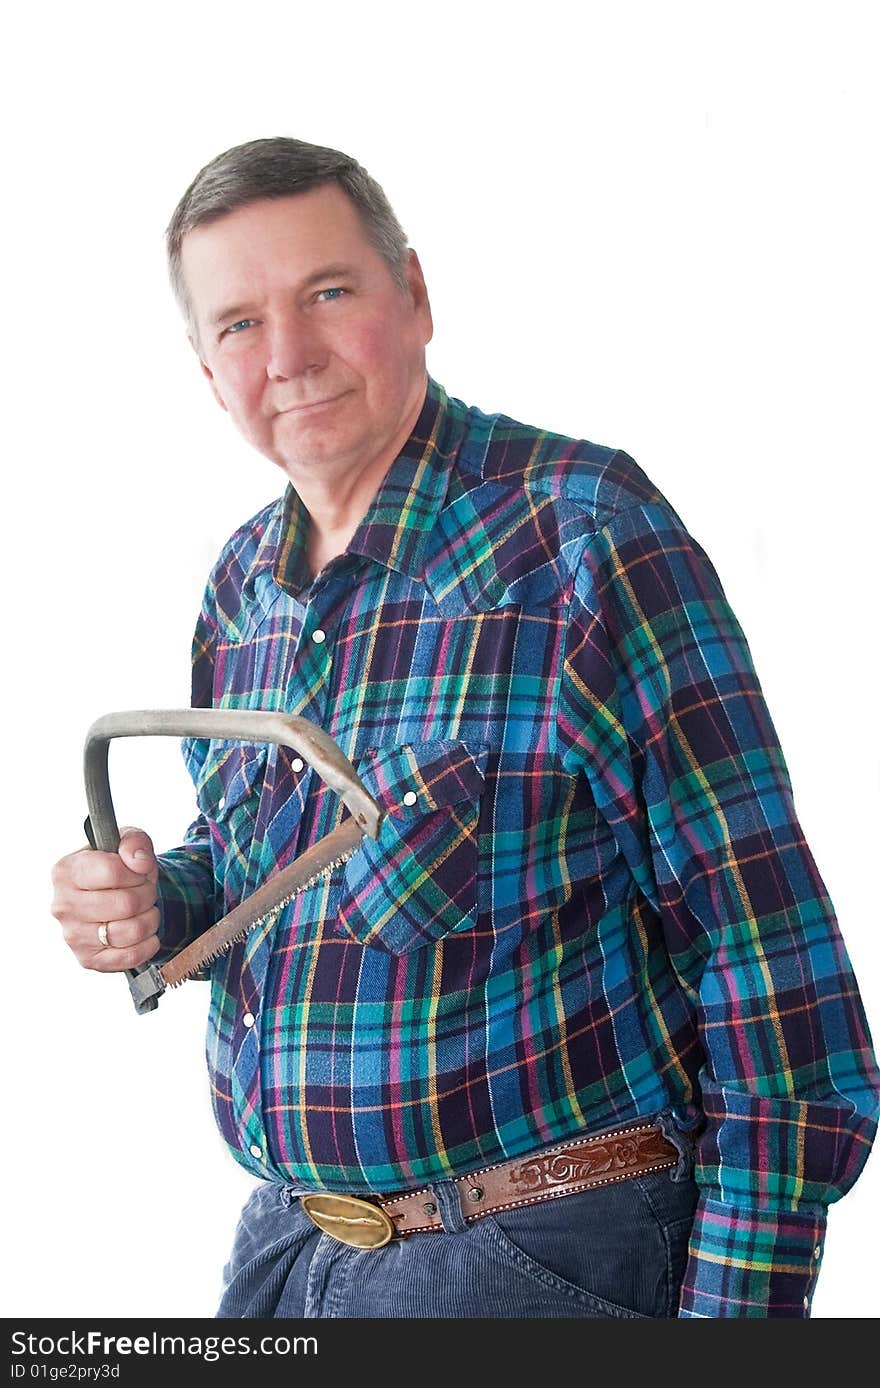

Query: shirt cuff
<box><xmin>677</xmin><ymin>1197</ymin><xmax>826</xmax><ymax>1317</ymax></box>
<box><xmin>154</xmin><ymin>849</ymin><xmax>217</xmax><ymax>962</ymax></box>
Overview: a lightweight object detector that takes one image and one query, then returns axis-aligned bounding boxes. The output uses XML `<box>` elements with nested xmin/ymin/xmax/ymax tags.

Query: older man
<box><xmin>51</xmin><ymin>137</ymin><xmax>880</xmax><ymax>1318</ymax></box>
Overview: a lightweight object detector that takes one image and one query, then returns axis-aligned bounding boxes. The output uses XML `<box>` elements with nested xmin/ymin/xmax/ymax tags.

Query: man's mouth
<box><xmin>275</xmin><ymin>393</ymin><xmax>347</xmax><ymax>417</ymax></box>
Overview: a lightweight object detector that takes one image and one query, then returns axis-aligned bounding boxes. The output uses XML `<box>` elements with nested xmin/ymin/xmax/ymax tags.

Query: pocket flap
<box><xmin>337</xmin><ymin>738</ymin><xmax>486</xmax><ymax>955</ymax></box>
<box><xmin>193</xmin><ymin>740</ymin><xmax>268</xmax><ymax>819</ymax></box>
<box><xmin>358</xmin><ymin>740</ymin><xmax>488</xmax><ymax>815</ymax></box>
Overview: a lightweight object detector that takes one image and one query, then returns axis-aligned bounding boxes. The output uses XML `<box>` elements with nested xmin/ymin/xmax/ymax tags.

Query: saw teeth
<box><xmin>166</xmin><ymin>844</ymin><xmax>357</xmax><ymax>984</ymax></box>
<box><xmin>249</xmin><ymin>848</ymin><xmax>356</xmax><ymax>931</ymax></box>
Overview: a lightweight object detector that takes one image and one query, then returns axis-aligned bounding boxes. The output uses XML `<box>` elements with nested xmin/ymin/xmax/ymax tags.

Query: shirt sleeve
<box><xmin>152</xmin><ymin>584</ymin><xmax>221</xmax><ymax>960</ymax></box>
<box><xmin>557</xmin><ymin>497</ymin><xmax>880</xmax><ymax>1317</ymax></box>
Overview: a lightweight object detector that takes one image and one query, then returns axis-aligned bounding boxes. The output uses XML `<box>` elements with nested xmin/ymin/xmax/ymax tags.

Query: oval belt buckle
<box><xmin>300</xmin><ymin>1193</ymin><xmax>395</xmax><ymax>1249</ymax></box>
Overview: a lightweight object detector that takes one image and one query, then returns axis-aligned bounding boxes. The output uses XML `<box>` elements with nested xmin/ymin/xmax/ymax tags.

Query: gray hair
<box><xmin>166</xmin><ymin>136</ymin><xmax>410</xmax><ymax>342</ymax></box>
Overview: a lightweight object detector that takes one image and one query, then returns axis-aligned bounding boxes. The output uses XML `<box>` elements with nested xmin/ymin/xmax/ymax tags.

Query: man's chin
<box><xmin>270</xmin><ymin>426</ymin><xmax>360</xmax><ymax>476</ymax></box>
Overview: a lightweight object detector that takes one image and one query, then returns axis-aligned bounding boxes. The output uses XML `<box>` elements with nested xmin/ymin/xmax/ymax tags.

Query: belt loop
<box><xmin>431</xmin><ymin>1179</ymin><xmax>469</xmax><ymax>1234</ymax></box>
<box><xmin>656</xmin><ymin>1107</ymin><xmax>700</xmax><ymax>1183</ymax></box>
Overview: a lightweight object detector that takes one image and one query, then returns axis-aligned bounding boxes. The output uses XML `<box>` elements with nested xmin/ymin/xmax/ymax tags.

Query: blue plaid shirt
<box><xmin>156</xmin><ymin>377</ymin><xmax>880</xmax><ymax>1316</ymax></box>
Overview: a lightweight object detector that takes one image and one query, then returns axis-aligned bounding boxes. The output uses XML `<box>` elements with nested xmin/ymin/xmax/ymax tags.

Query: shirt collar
<box><xmin>346</xmin><ymin>377</ymin><xmax>467</xmax><ymax>578</ymax></box>
<box><xmin>247</xmin><ymin>377</ymin><xmax>467</xmax><ymax>598</ymax></box>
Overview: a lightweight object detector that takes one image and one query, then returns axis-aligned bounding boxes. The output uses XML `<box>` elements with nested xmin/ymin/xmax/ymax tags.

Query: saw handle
<box><xmin>83</xmin><ymin>709</ymin><xmax>383</xmax><ymax>1015</ymax></box>
<box><xmin>82</xmin><ymin>811</ymin><xmax>165</xmax><ymax>1014</ymax></box>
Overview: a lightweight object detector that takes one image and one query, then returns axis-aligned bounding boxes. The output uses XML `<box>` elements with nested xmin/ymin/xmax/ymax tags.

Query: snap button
<box><xmin>402</xmin><ymin>790</ymin><xmax>418</xmax><ymax>807</ymax></box>
<box><xmin>217</xmin><ymin>796</ymin><xmax>225</xmax><ymax>812</ymax></box>
<box><xmin>249</xmin><ymin>1144</ymin><xmax>263</xmax><ymax>1159</ymax></box>
<box><xmin>312</xmin><ymin>628</ymin><xmax>326</xmax><ymax>644</ymax></box>
<box><xmin>243</xmin><ymin>1013</ymin><xmax>255</xmax><ymax>1028</ymax></box>
<box><xmin>813</xmin><ymin>1245</ymin><xmax>821</xmax><ymax>1260</ymax></box>
<box><xmin>292</xmin><ymin>757</ymin><xmax>304</xmax><ymax>773</ymax></box>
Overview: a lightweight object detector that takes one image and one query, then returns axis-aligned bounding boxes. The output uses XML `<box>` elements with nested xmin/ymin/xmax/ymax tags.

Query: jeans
<box><xmin>216</xmin><ymin>1119</ymin><xmax>699</xmax><ymax>1319</ymax></box>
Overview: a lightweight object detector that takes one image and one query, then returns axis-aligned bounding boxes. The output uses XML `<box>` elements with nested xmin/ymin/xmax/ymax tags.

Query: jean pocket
<box><xmin>336</xmin><ymin>739</ymin><xmax>488</xmax><ymax>955</ymax></box>
<box><xmin>477</xmin><ymin>1174</ymin><xmax>687</xmax><ymax>1318</ymax></box>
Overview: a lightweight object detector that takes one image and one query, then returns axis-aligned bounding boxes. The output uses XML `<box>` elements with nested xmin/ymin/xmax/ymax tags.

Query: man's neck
<box><xmin>304</xmin><ymin>512</ymin><xmax>360</xmax><ymax>579</ymax></box>
<box><xmin>289</xmin><ymin>376</ymin><xmax>428</xmax><ymax>579</ymax></box>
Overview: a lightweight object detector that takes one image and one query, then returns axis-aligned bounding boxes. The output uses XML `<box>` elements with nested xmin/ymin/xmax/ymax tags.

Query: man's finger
<box><xmin>89</xmin><ymin>907</ymin><xmax>160</xmax><ymax>953</ymax></box>
<box><xmin>65</xmin><ymin>849</ymin><xmax>152</xmax><ymax>892</ymax></box>
<box><xmin>60</xmin><ymin>882</ymin><xmax>158</xmax><ymax>925</ymax></box>
<box><xmin>88</xmin><ymin>932</ymin><xmax>161</xmax><ymax>973</ymax></box>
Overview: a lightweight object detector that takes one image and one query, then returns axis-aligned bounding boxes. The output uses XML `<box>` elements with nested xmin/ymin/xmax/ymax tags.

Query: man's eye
<box><xmin>223</xmin><ymin>319</ymin><xmax>256</xmax><ymax>336</ymax></box>
<box><xmin>317</xmin><ymin>287</ymin><xmax>346</xmax><ymax>302</ymax></box>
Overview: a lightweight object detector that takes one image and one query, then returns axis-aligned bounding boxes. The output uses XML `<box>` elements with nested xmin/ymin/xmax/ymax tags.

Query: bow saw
<box><xmin>83</xmin><ymin>709</ymin><xmax>384</xmax><ymax>1015</ymax></box>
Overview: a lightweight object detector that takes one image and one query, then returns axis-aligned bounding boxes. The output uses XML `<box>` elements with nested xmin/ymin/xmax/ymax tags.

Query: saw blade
<box><xmin>159</xmin><ymin>817</ymin><xmax>365</xmax><ymax>987</ymax></box>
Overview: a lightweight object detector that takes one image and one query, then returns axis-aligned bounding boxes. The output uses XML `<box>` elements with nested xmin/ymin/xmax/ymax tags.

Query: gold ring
<box><xmin>98</xmin><ymin>923</ymin><xmax>112</xmax><ymax>948</ymax></box>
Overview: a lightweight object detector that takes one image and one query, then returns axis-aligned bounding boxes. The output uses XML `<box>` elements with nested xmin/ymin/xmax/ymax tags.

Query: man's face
<box><xmin>180</xmin><ymin>185</ymin><xmax>433</xmax><ymax>481</ymax></box>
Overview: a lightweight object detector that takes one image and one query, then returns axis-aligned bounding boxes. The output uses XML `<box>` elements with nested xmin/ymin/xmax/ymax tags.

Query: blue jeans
<box><xmin>217</xmin><ymin>1124</ymin><xmax>699</xmax><ymax>1318</ymax></box>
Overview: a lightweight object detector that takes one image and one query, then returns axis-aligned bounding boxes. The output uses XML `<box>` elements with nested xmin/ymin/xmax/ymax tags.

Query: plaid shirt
<box><xmin>157</xmin><ymin>377</ymin><xmax>879</xmax><ymax>1317</ymax></box>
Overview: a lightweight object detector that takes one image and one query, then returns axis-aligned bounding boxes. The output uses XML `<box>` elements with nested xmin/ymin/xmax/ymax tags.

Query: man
<box><xmin>51</xmin><ymin>136</ymin><xmax>880</xmax><ymax>1318</ymax></box>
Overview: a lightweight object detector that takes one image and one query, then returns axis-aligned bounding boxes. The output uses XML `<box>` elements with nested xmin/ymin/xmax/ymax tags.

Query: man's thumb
<box><xmin>117</xmin><ymin>827</ymin><xmax>157</xmax><ymax>874</ymax></box>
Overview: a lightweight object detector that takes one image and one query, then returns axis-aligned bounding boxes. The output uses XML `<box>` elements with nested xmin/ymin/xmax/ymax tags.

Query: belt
<box><xmin>299</xmin><ymin>1118</ymin><xmax>680</xmax><ymax>1249</ymax></box>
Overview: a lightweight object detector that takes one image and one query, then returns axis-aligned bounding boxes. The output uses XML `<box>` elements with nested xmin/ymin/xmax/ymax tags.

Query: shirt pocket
<box><xmin>335</xmin><ymin>739</ymin><xmax>488</xmax><ymax>956</ymax></box>
<box><xmin>193</xmin><ymin>740</ymin><xmax>269</xmax><ymax>906</ymax></box>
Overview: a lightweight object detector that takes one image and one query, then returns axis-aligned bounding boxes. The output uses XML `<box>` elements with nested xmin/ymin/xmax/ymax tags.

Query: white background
<box><xmin>3</xmin><ymin>0</ymin><xmax>877</xmax><ymax>1320</ymax></box>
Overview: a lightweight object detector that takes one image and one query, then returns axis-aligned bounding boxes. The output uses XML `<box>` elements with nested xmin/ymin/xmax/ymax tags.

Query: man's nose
<box><xmin>265</xmin><ymin>314</ymin><xmax>326</xmax><ymax>381</ymax></box>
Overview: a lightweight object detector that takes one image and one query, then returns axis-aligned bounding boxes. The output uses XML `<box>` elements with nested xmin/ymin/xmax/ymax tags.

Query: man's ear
<box><xmin>189</xmin><ymin>334</ymin><xmax>228</xmax><ymax>413</ymax></box>
<box><xmin>405</xmin><ymin>249</ymin><xmax>434</xmax><ymax>347</ymax></box>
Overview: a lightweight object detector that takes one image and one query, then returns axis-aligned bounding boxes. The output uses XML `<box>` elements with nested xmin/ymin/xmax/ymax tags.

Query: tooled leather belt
<box><xmin>299</xmin><ymin>1119</ymin><xmax>680</xmax><ymax>1248</ymax></box>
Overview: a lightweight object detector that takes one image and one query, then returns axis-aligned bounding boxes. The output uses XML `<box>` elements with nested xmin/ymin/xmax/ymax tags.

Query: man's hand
<box><xmin>50</xmin><ymin>829</ymin><xmax>161</xmax><ymax>972</ymax></box>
